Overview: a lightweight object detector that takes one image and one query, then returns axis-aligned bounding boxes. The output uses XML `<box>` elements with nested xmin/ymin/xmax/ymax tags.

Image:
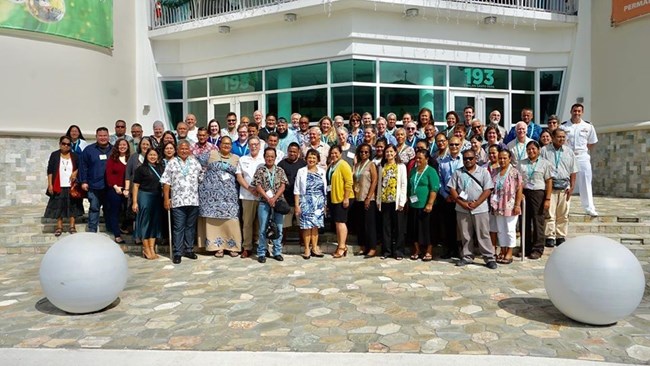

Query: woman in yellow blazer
<box><xmin>327</xmin><ymin>145</ymin><xmax>354</xmax><ymax>258</ymax></box>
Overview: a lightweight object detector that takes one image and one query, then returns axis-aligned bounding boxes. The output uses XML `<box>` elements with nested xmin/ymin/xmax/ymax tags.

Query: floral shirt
<box><xmin>252</xmin><ymin>165</ymin><xmax>289</xmax><ymax>201</ymax></box>
<box><xmin>489</xmin><ymin>165</ymin><xmax>522</xmax><ymax>216</ymax></box>
<box><xmin>159</xmin><ymin>156</ymin><xmax>203</xmax><ymax>208</ymax></box>
<box><xmin>381</xmin><ymin>163</ymin><xmax>398</xmax><ymax>203</ymax></box>
<box><xmin>191</xmin><ymin>142</ymin><xmax>217</xmax><ymax>168</ymax></box>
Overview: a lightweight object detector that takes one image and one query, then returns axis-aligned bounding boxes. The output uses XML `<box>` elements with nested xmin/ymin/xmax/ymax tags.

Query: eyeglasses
<box><xmin>60</xmin><ymin>142</ymin><xmax>71</xmax><ymax>146</ymax></box>
<box><xmin>463</xmin><ymin>157</ymin><xmax>475</xmax><ymax>161</ymax></box>
<box><xmin>407</xmin><ymin>127</ymin><xmax>416</xmax><ymax>130</ymax></box>
<box><xmin>227</xmin><ymin>119</ymin><xmax>237</xmax><ymax>122</ymax></box>
<box><xmin>548</xmin><ymin>121</ymin><xmax>558</xmax><ymax>124</ymax></box>
<box><xmin>116</xmin><ymin>125</ymin><xmax>126</xmax><ymax>128</ymax></box>
<box><xmin>359</xmin><ymin>151</ymin><xmax>370</xmax><ymax>155</ymax></box>
<box><xmin>448</xmin><ymin>143</ymin><xmax>460</xmax><ymax>147</ymax></box>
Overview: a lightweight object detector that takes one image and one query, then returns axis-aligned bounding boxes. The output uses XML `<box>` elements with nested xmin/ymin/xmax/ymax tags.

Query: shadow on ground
<box><xmin>35</xmin><ymin>297</ymin><xmax>121</xmax><ymax>316</ymax></box>
<box><xmin>497</xmin><ymin>297</ymin><xmax>611</xmax><ymax>328</ymax></box>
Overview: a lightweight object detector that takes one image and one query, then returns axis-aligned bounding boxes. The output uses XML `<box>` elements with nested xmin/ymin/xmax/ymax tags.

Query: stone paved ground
<box><xmin>1</xmin><ymin>250</ymin><xmax>649</xmax><ymax>363</ymax></box>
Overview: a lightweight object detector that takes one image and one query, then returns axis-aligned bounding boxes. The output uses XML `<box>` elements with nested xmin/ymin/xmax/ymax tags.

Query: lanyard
<box><xmin>266</xmin><ymin>166</ymin><xmax>276</xmax><ymax>192</ymax></box>
<box><xmin>72</xmin><ymin>140</ymin><xmax>79</xmax><ymax>153</ymax></box>
<box><xmin>354</xmin><ymin>160</ymin><xmax>370</xmax><ymax>181</ymax></box>
<box><xmin>177</xmin><ymin>157</ymin><xmax>190</xmax><ymax>176</ymax></box>
<box><xmin>527</xmin><ymin>123</ymin><xmax>534</xmax><ymax>138</ymax></box>
<box><xmin>235</xmin><ymin>141</ymin><xmax>249</xmax><ymax>156</ymax></box>
<box><xmin>527</xmin><ymin>159</ymin><xmax>538</xmax><ymax>181</ymax></box>
<box><xmin>406</xmin><ymin>138</ymin><xmax>417</xmax><ymax>148</ymax></box>
<box><xmin>515</xmin><ymin>142</ymin><xmax>526</xmax><ymax>161</ymax></box>
<box><xmin>495</xmin><ymin>165</ymin><xmax>510</xmax><ymax>190</ymax></box>
<box><xmin>149</xmin><ymin>164</ymin><xmax>162</xmax><ymax>180</ymax></box>
<box><xmin>428</xmin><ymin>142</ymin><xmax>436</xmax><ymax>156</ymax></box>
<box><xmin>411</xmin><ymin>166</ymin><xmax>428</xmax><ymax>194</ymax></box>
<box><xmin>554</xmin><ymin>148</ymin><xmax>562</xmax><ymax>169</ymax></box>
<box><xmin>327</xmin><ymin>161</ymin><xmax>340</xmax><ymax>184</ymax></box>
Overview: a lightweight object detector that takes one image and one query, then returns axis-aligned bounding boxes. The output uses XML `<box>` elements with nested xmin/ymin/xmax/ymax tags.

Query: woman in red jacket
<box><xmin>105</xmin><ymin>138</ymin><xmax>131</xmax><ymax>243</ymax></box>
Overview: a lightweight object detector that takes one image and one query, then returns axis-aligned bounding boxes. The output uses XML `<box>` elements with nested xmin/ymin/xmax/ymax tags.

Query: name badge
<box><xmin>99</xmin><ymin>154</ymin><xmax>107</xmax><ymax>160</ymax></box>
<box><xmin>326</xmin><ymin>185</ymin><xmax>332</xmax><ymax>192</ymax></box>
<box><xmin>409</xmin><ymin>195</ymin><xmax>419</xmax><ymax>203</ymax></box>
<box><xmin>266</xmin><ymin>189</ymin><xmax>274</xmax><ymax>198</ymax></box>
<box><xmin>525</xmin><ymin>182</ymin><xmax>535</xmax><ymax>190</ymax></box>
<box><xmin>221</xmin><ymin>173</ymin><xmax>230</xmax><ymax>181</ymax></box>
<box><xmin>347</xmin><ymin>152</ymin><xmax>355</xmax><ymax>159</ymax></box>
<box><xmin>459</xmin><ymin>191</ymin><xmax>468</xmax><ymax>200</ymax></box>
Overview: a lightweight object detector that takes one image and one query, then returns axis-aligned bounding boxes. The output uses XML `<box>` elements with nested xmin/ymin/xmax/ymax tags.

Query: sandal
<box><xmin>422</xmin><ymin>253</ymin><xmax>433</xmax><ymax>262</ymax></box>
<box><xmin>332</xmin><ymin>247</ymin><xmax>348</xmax><ymax>258</ymax></box>
<box><xmin>214</xmin><ymin>250</ymin><xmax>224</xmax><ymax>258</ymax></box>
<box><xmin>228</xmin><ymin>251</ymin><xmax>239</xmax><ymax>257</ymax></box>
<box><xmin>410</xmin><ymin>253</ymin><xmax>420</xmax><ymax>260</ymax></box>
<box><xmin>114</xmin><ymin>237</ymin><xmax>125</xmax><ymax>244</ymax></box>
<box><xmin>54</xmin><ymin>227</ymin><xmax>63</xmax><ymax>237</ymax></box>
<box><xmin>69</xmin><ymin>226</ymin><xmax>77</xmax><ymax>234</ymax></box>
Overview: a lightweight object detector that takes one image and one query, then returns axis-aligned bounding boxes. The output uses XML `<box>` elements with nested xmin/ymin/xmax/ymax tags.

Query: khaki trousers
<box><xmin>457</xmin><ymin>211</ymin><xmax>495</xmax><ymax>262</ymax></box>
<box><xmin>545</xmin><ymin>189</ymin><xmax>570</xmax><ymax>239</ymax></box>
<box><xmin>241</xmin><ymin>199</ymin><xmax>259</xmax><ymax>250</ymax></box>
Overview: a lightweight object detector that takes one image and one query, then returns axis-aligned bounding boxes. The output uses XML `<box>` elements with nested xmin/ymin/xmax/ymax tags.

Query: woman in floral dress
<box><xmin>294</xmin><ymin>149</ymin><xmax>327</xmax><ymax>259</ymax></box>
<box><xmin>198</xmin><ymin>136</ymin><xmax>241</xmax><ymax>257</ymax></box>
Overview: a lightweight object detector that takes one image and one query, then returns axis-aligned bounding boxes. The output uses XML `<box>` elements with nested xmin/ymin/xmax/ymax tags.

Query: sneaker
<box><xmin>545</xmin><ymin>238</ymin><xmax>556</xmax><ymax>248</ymax></box>
<box><xmin>486</xmin><ymin>261</ymin><xmax>498</xmax><ymax>270</ymax></box>
<box><xmin>273</xmin><ymin>255</ymin><xmax>284</xmax><ymax>262</ymax></box>
<box><xmin>556</xmin><ymin>238</ymin><xmax>566</xmax><ymax>246</ymax></box>
<box><xmin>257</xmin><ymin>256</ymin><xmax>266</xmax><ymax>263</ymax></box>
<box><xmin>586</xmin><ymin>209</ymin><xmax>599</xmax><ymax>217</ymax></box>
<box><xmin>456</xmin><ymin>259</ymin><xmax>471</xmax><ymax>267</ymax></box>
<box><xmin>172</xmin><ymin>256</ymin><xmax>181</xmax><ymax>264</ymax></box>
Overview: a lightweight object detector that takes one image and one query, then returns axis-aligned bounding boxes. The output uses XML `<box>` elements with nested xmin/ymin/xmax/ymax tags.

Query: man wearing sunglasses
<box><xmin>221</xmin><ymin>112</ymin><xmax>239</xmax><ymax>140</ymax></box>
<box><xmin>436</xmin><ymin>137</ymin><xmax>464</xmax><ymax>259</ymax></box>
<box><xmin>448</xmin><ymin>149</ymin><xmax>497</xmax><ymax>269</ymax></box>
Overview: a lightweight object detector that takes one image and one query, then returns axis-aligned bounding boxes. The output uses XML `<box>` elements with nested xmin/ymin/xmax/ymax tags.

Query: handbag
<box><xmin>274</xmin><ymin>198</ymin><xmax>291</xmax><ymax>215</ymax></box>
<box><xmin>265</xmin><ymin>210</ymin><xmax>281</xmax><ymax>240</ymax></box>
<box><xmin>69</xmin><ymin>182</ymin><xmax>87</xmax><ymax>199</ymax></box>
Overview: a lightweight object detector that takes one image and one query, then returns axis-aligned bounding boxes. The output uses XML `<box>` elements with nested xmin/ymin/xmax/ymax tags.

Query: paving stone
<box><xmin>305</xmin><ymin>307</ymin><xmax>331</xmax><ymax>317</ymax></box>
<box><xmin>627</xmin><ymin>345</ymin><xmax>650</xmax><ymax>362</ymax></box>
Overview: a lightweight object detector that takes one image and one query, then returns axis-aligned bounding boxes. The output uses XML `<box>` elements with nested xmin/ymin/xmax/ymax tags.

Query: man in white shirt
<box><xmin>236</xmin><ymin>137</ymin><xmax>265</xmax><ymax>258</ymax></box>
<box><xmin>185</xmin><ymin>114</ymin><xmax>198</xmax><ymax>144</ymax></box>
<box><xmin>560</xmin><ymin>103</ymin><xmax>598</xmax><ymax>216</ymax></box>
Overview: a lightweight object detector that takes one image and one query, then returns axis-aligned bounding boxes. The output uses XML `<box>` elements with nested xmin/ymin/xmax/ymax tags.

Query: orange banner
<box><xmin>612</xmin><ymin>0</ymin><xmax>650</xmax><ymax>26</ymax></box>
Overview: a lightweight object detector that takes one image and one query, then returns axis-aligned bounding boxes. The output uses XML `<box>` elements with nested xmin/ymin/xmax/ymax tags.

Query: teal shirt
<box><xmin>408</xmin><ymin>166</ymin><xmax>440</xmax><ymax>209</ymax></box>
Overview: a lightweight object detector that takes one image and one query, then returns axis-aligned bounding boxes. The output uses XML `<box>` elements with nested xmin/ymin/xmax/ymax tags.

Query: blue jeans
<box><xmin>86</xmin><ymin>189</ymin><xmax>107</xmax><ymax>233</ymax></box>
<box><xmin>257</xmin><ymin>202</ymin><xmax>284</xmax><ymax>257</ymax></box>
<box><xmin>171</xmin><ymin>206</ymin><xmax>198</xmax><ymax>257</ymax></box>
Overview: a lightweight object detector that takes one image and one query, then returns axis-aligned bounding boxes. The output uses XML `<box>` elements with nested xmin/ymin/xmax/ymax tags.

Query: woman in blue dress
<box><xmin>294</xmin><ymin>149</ymin><xmax>327</xmax><ymax>259</ymax></box>
<box><xmin>197</xmin><ymin>136</ymin><xmax>242</xmax><ymax>257</ymax></box>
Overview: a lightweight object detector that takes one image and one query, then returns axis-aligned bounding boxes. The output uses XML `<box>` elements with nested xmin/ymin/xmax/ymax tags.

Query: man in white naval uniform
<box><xmin>560</xmin><ymin>103</ymin><xmax>598</xmax><ymax>217</ymax></box>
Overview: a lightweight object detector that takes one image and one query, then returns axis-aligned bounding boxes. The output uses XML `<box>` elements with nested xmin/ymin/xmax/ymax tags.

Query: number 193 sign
<box><xmin>450</xmin><ymin>67</ymin><xmax>508</xmax><ymax>89</ymax></box>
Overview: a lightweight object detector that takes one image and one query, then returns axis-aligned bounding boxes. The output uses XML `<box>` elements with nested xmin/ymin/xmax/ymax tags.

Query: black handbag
<box><xmin>274</xmin><ymin>198</ymin><xmax>291</xmax><ymax>215</ymax></box>
<box><xmin>266</xmin><ymin>210</ymin><xmax>281</xmax><ymax>240</ymax></box>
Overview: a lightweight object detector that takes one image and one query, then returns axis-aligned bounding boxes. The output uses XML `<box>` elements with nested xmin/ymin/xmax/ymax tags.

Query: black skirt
<box><xmin>44</xmin><ymin>187</ymin><xmax>85</xmax><ymax>219</ymax></box>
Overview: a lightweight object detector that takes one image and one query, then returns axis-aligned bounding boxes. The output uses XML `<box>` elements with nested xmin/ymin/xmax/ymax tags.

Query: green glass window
<box><xmin>379</xmin><ymin>88</ymin><xmax>446</xmax><ymax>122</ymax></box>
<box><xmin>512</xmin><ymin>70</ymin><xmax>534</xmax><ymax>91</ymax></box>
<box><xmin>331</xmin><ymin>59</ymin><xmax>376</xmax><ymax>83</ymax></box>
<box><xmin>187</xmin><ymin>78</ymin><xmax>207</xmax><ymax>99</ymax></box>
<box><xmin>511</xmin><ymin>94</ymin><xmax>535</xmax><ymax>125</ymax></box>
<box><xmin>266</xmin><ymin>89</ymin><xmax>327</xmax><ymax>122</ymax></box>
<box><xmin>209</xmin><ymin>71</ymin><xmax>262</xmax><ymax>97</ymax></box>
<box><xmin>380</xmin><ymin>61</ymin><xmax>445</xmax><ymax>86</ymax></box>
<box><xmin>540</xmin><ymin>71</ymin><xmax>564</xmax><ymax>92</ymax></box>
<box><xmin>166</xmin><ymin>102</ymin><xmax>184</xmax><ymax>128</ymax></box>
<box><xmin>331</xmin><ymin>86</ymin><xmax>376</xmax><ymax>119</ymax></box>
<box><xmin>266</xmin><ymin>63</ymin><xmax>327</xmax><ymax>90</ymax></box>
<box><xmin>449</xmin><ymin>66</ymin><xmax>508</xmax><ymax>89</ymax></box>
<box><xmin>540</xmin><ymin>94</ymin><xmax>560</xmax><ymax>124</ymax></box>
<box><xmin>162</xmin><ymin>80</ymin><xmax>183</xmax><ymax>100</ymax></box>
<box><xmin>188</xmin><ymin>100</ymin><xmax>207</xmax><ymax>127</ymax></box>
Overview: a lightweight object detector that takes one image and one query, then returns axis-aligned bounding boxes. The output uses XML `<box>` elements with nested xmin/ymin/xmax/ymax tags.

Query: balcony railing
<box><xmin>150</xmin><ymin>0</ymin><xmax>576</xmax><ymax>30</ymax></box>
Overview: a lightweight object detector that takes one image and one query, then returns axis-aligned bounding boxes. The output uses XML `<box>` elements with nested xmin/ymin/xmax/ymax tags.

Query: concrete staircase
<box><xmin>2</xmin><ymin>197</ymin><xmax>649</xmax><ymax>259</ymax></box>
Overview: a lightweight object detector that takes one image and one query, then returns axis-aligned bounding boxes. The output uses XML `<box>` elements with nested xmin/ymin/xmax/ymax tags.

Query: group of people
<box><xmin>44</xmin><ymin>103</ymin><xmax>597</xmax><ymax>268</ymax></box>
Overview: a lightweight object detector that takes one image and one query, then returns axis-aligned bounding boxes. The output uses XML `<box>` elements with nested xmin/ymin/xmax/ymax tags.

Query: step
<box><xmin>570</xmin><ymin>222</ymin><xmax>650</xmax><ymax>235</ymax></box>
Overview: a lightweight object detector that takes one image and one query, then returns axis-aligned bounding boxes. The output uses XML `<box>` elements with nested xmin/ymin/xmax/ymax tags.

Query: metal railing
<box><xmin>150</xmin><ymin>0</ymin><xmax>297</xmax><ymax>29</ymax></box>
<box><xmin>149</xmin><ymin>0</ymin><xmax>576</xmax><ymax>30</ymax></box>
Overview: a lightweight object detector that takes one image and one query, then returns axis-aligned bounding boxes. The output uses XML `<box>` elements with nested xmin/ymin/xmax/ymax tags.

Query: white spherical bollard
<box><xmin>39</xmin><ymin>233</ymin><xmax>129</xmax><ymax>314</ymax></box>
<box><xmin>544</xmin><ymin>235</ymin><xmax>645</xmax><ymax>325</ymax></box>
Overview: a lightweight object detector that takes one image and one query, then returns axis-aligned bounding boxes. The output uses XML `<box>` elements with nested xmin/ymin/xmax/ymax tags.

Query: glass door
<box><xmin>210</xmin><ymin>94</ymin><xmax>262</xmax><ymax>123</ymax></box>
<box><xmin>450</xmin><ymin>91</ymin><xmax>509</xmax><ymax>131</ymax></box>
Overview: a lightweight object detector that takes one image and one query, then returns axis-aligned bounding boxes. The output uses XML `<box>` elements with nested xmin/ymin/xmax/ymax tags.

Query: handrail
<box><xmin>149</xmin><ymin>0</ymin><xmax>576</xmax><ymax>30</ymax></box>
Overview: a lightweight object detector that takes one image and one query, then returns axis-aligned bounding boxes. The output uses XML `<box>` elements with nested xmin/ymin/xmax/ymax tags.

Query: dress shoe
<box><xmin>172</xmin><ymin>256</ymin><xmax>181</xmax><ymax>264</ymax></box>
<box><xmin>545</xmin><ymin>238</ymin><xmax>556</xmax><ymax>247</ymax></box>
<box><xmin>486</xmin><ymin>261</ymin><xmax>498</xmax><ymax>270</ymax></box>
<box><xmin>257</xmin><ymin>256</ymin><xmax>266</xmax><ymax>263</ymax></box>
<box><xmin>456</xmin><ymin>259</ymin><xmax>471</xmax><ymax>267</ymax></box>
<box><xmin>311</xmin><ymin>250</ymin><xmax>325</xmax><ymax>258</ymax></box>
<box><xmin>555</xmin><ymin>238</ymin><xmax>566</xmax><ymax>246</ymax></box>
<box><xmin>273</xmin><ymin>255</ymin><xmax>284</xmax><ymax>262</ymax></box>
<box><xmin>528</xmin><ymin>252</ymin><xmax>542</xmax><ymax>260</ymax></box>
<box><xmin>184</xmin><ymin>252</ymin><xmax>198</xmax><ymax>260</ymax></box>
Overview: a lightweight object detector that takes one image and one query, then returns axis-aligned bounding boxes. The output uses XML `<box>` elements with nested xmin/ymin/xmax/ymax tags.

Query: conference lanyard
<box><xmin>149</xmin><ymin>164</ymin><xmax>162</xmax><ymax>181</ymax></box>
<box><xmin>266</xmin><ymin>166</ymin><xmax>276</xmax><ymax>192</ymax></box>
<box><xmin>495</xmin><ymin>165</ymin><xmax>510</xmax><ymax>191</ymax></box>
<box><xmin>554</xmin><ymin>149</ymin><xmax>562</xmax><ymax>169</ymax></box>
<box><xmin>327</xmin><ymin>161</ymin><xmax>341</xmax><ymax>184</ymax></box>
<box><xmin>354</xmin><ymin>160</ymin><xmax>370</xmax><ymax>181</ymax></box>
<box><xmin>411</xmin><ymin>166</ymin><xmax>428</xmax><ymax>195</ymax></box>
<box><xmin>515</xmin><ymin>142</ymin><xmax>526</xmax><ymax>161</ymax></box>
<box><xmin>527</xmin><ymin>159</ymin><xmax>539</xmax><ymax>182</ymax></box>
<box><xmin>176</xmin><ymin>157</ymin><xmax>190</xmax><ymax>176</ymax></box>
